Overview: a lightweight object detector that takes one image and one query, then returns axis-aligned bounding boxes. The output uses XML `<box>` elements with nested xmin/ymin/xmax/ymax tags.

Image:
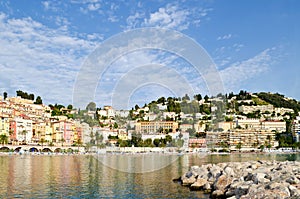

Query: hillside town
<box><xmin>1</xmin><ymin>90</ymin><xmax>300</xmax><ymax>153</ymax></box>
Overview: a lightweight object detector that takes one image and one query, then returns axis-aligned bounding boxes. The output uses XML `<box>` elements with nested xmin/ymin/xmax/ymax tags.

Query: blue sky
<box><xmin>0</xmin><ymin>0</ymin><xmax>299</xmax><ymax>109</ymax></box>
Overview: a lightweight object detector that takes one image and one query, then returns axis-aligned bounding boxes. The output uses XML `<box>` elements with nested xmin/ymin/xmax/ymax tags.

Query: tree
<box><xmin>21</xmin><ymin>130</ymin><xmax>27</xmax><ymax>143</ymax></box>
<box><xmin>143</xmin><ymin>138</ymin><xmax>153</xmax><ymax>147</ymax></box>
<box><xmin>165</xmin><ymin>135</ymin><xmax>172</xmax><ymax>145</ymax></box>
<box><xmin>95</xmin><ymin>132</ymin><xmax>103</xmax><ymax>147</ymax></box>
<box><xmin>194</xmin><ymin>94</ymin><xmax>202</xmax><ymax>101</ymax></box>
<box><xmin>76</xmin><ymin>138</ymin><xmax>83</xmax><ymax>152</ymax></box>
<box><xmin>113</xmin><ymin>122</ymin><xmax>118</xmax><ymax>129</ymax></box>
<box><xmin>259</xmin><ymin>145</ymin><xmax>265</xmax><ymax>152</ymax></box>
<box><xmin>131</xmin><ymin>132</ymin><xmax>142</xmax><ymax>147</ymax></box>
<box><xmin>186</xmin><ymin>128</ymin><xmax>196</xmax><ymax>137</ymax></box>
<box><xmin>182</xmin><ymin>94</ymin><xmax>190</xmax><ymax>101</ymax></box>
<box><xmin>157</xmin><ymin>127</ymin><xmax>163</xmax><ymax>133</ymax></box>
<box><xmin>3</xmin><ymin>92</ymin><xmax>7</xmax><ymax>100</ymax></box>
<box><xmin>0</xmin><ymin>134</ymin><xmax>8</xmax><ymax>145</ymax></box>
<box><xmin>157</xmin><ymin>97</ymin><xmax>166</xmax><ymax>105</ymax></box>
<box><xmin>86</xmin><ymin>102</ymin><xmax>96</xmax><ymax>111</ymax></box>
<box><xmin>204</xmin><ymin>95</ymin><xmax>209</xmax><ymax>103</ymax></box>
<box><xmin>266</xmin><ymin>135</ymin><xmax>272</xmax><ymax>147</ymax></box>
<box><xmin>29</xmin><ymin>94</ymin><xmax>34</xmax><ymax>101</ymax></box>
<box><xmin>236</xmin><ymin>142</ymin><xmax>242</xmax><ymax>152</ymax></box>
<box><xmin>40</xmin><ymin>138</ymin><xmax>45</xmax><ymax>148</ymax></box>
<box><xmin>67</xmin><ymin>104</ymin><xmax>73</xmax><ymax>110</ymax></box>
<box><xmin>34</xmin><ymin>96</ymin><xmax>43</xmax><ymax>104</ymax></box>
<box><xmin>153</xmin><ymin>138</ymin><xmax>160</xmax><ymax>147</ymax></box>
<box><xmin>60</xmin><ymin>138</ymin><xmax>65</xmax><ymax>147</ymax></box>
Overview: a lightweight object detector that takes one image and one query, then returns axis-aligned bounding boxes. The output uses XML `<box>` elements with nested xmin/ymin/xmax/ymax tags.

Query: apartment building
<box><xmin>0</xmin><ymin>116</ymin><xmax>10</xmax><ymax>136</ymax></box>
<box><xmin>228</xmin><ymin>130</ymin><xmax>277</xmax><ymax>149</ymax></box>
<box><xmin>261</xmin><ymin>120</ymin><xmax>286</xmax><ymax>132</ymax></box>
<box><xmin>239</xmin><ymin>104</ymin><xmax>274</xmax><ymax>114</ymax></box>
<box><xmin>135</xmin><ymin>121</ymin><xmax>178</xmax><ymax>134</ymax></box>
<box><xmin>292</xmin><ymin>117</ymin><xmax>300</xmax><ymax>142</ymax></box>
<box><xmin>235</xmin><ymin>119</ymin><xmax>261</xmax><ymax>130</ymax></box>
<box><xmin>189</xmin><ymin>138</ymin><xmax>206</xmax><ymax>148</ymax></box>
<box><xmin>206</xmin><ymin>130</ymin><xmax>278</xmax><ymax>150</ymax></box>
<box><xmin>52</xmin><ymin>121</ymin><xmax>74</xmax><ymax>146</ymax></box>
<box><xmin>10</xmin><ymin>116</ymin><xmax>33</xmax><ymax>143</ymax></box>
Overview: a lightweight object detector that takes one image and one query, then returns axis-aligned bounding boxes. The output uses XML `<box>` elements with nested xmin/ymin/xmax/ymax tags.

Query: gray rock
<box><xmin>214</xmin><ymin>175</ymin><xmax>233</xmax><ymax>192</ymax></box>
<box><xmin>289</xmin><ymin>185</ymin><xmax>300</xmax><ymax>197</ymax></box>
<box><xmin>253</xmin><ymin>173</ymin><xmax>267</xmax><ymax>184</ymax></box>
<box><xmin>209</xmin><ymin>165</ymin><xmax>222</xmax><ymax>178</ymax></box>
<box><xmin>286</xmin><ymin>176</ymin><xmax>300</xmax><ymax>184</ymax></box>
<box><xmin>224</xmin><ymin>166</ymin><xmax>235</xmax><ymax>177</ymax></box>
<box><xmin>179</xmin><ymin>160</ymin><xmax>300</xmax><ymax>199</ymax></box>
<box><xmin>182</xmin><ymin>175</ymin><xmax>196</xmax><ymax>186</ymax></box>
<box><xmin>203</xmin><ymin>182</ymin><xmax>211</xmax><ymax>191</ymax></box>
<box><xmin>212</xmin><ymin>190</ymin><xmax>224</xmax><ymax>199</ymax></box>
<box><xmin>190</xmin><ymin>178</ymin><xmax>207</xmax><ymax>190</ymax></box>
<box><xmin>234</xmin><ymin>184</ymin><xmax>249</xmax><ymax>197</ymax></box>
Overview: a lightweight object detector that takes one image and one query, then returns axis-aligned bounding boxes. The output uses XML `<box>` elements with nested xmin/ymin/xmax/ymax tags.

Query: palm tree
<box><xmin>60</xmin><ymin>138</ymin><xmax>65</xmax><ymax>147</ymax></box>
<box><xmin>40</xmin><ymin>138</ymin><xmax>45</xmax><ymax>148</ymax></box>
<box><xmin>37</xmin><ymin>131</ymin><xmax>42</xmax><ymax>142</ymax></box>
<box><xmin>236</xmin><ymin>142</ymin><xmax>242</xmax><ymax>152</ymax></box>
<box><xmin>9</xmin><ymin>130</ymin><xmax>13</xmax><ymax>140</ymax></box>
<box><xmin>0</xmin><ymin>134</ymin><xmax>8</xmax><ymax>146</ymax></box>
<box><xmin>266</xmin><ymin>135</ymin><xmax>272</xmax><ymax>148</ymax></box>
<box><xmin>76</xmin><ymin>138</ymin><xmax>83</xmax><ymax>152</ymax></box>
<box><xmin>21</xmin><ymin>130</ymin><xmax>27</xmax><ymax>144</ymax></box>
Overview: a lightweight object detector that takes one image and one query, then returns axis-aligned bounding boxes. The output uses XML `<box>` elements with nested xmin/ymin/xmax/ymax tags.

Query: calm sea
<box><xmin>0</xmin><ymin>153</ymin><xmax>299</xmax><ymax>198</ymax></box>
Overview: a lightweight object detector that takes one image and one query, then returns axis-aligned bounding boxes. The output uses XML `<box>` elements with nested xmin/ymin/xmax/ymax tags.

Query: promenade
<box><xmin>0</xmin><ymin>144</ymin><xmax>85</xmax><ymax>153</ymax></box>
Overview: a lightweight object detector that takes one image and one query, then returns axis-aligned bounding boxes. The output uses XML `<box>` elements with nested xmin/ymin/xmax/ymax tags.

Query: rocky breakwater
<box><xmin>175</xmin><ymin>160</ymin><xmax>300</xmax><ymax>199</ymax></box>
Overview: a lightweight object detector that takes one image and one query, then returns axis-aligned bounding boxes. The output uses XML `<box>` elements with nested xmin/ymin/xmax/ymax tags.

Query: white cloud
<box><xmin>126</xmin><ymin>2</ymin><xmax>211</xmax><ymax>31</ymax></box>
<box><xmin>126</xmin><ymin>12</ymin><xmax>145</xmax><ymax>29</ymax></box>
<box><xmin>42</xmin><ymin>1</ymin><xmax>50</xmax><ymax>10</ymax></box>
<box><xmin>41</xmin><ymin>1</ymin><xmax>62</xmax><ymax>12</ymax></box>
<box><xmin>0</xmin><ymin>13</ymin><xmax>101</xmax><ymax>105</ymax></box>
<box><xmin>217</xmin><ymin>34</ymin><xmax>232</xmax><ymax>40</ymax></box>
<box><xmin>220</xmin><ymin>48</ymin><xmax>276</xmax><ymax>92</ymax></box>
<box><xmin>144</xmin><ymin>3</ymin><xmax>190</xmax><ymax>31</ymax></box>
<box><xmin>71</xmin><ymin>0</ymin><xmax>102</xmax><ymax>13</ymax></box>
<box><xmin>87</xmin><ymin>3</ymin><xmax>101</xmax><ymax>11</ymax></box>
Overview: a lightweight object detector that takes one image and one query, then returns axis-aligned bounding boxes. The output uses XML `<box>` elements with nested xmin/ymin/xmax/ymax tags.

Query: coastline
<box><xmin>0</xmin><ymin>149</ymin><xmax>299</xmax><ymax>156</ymax></box>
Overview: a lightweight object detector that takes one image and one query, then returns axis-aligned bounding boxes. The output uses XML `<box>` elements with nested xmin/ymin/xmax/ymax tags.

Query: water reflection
<box><xmin>0</xmin><ymin>153</ymin><xmax>299</xmax><ymax>198</ymax></box>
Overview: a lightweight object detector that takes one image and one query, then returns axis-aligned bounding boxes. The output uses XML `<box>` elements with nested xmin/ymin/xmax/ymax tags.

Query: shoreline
<box><xmin>0</xmin><ymin>150</ymin><xmax>299</xmax><ymax>157</ymax></box>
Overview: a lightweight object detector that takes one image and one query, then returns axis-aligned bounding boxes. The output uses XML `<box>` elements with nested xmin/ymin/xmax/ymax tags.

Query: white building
<box><xmin>13</xmin><ymin>117</ymin><xmax>33</xmax><ymax>143</ymax></box>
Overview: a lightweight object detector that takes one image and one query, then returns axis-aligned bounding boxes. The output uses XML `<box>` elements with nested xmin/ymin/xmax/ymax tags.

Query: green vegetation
<box><xmin>86</xmin><ymin>102</ymin><xmax>96</xmax><ymax>111</ymax></box>
<box><xmin>0</xmin><ymin>134</ymin><xmax>8</xmax><ymax>145</ymax></box>
<box><xmin>252</xmin><ymin>97</ymin><xmax>268</xmax><ymax>105</ymax></box>
<box><xmin>257</xmin><ymin>92</ymin><xmax>300</xmax><ymax>112</ymax></box>
<box><xmin>74</xmin><ymin>110</ymin><xmax>99</xmax><ymax>127</ymax></box>
<box><xmin>3</xmin><ymin>92</ymin><xmax>7</xmax><ymax>100</ymax></box>
<box><xmin>112</xmin><ymin>133</ymin><xmax>184</xmax><ymax>148</ymax></box>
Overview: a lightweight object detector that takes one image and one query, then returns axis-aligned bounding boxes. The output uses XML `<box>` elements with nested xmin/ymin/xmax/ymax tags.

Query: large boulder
<box><xmin>209</xmin><ymin>165</ymin><xmax>223</xmax><ymax>179</ymax></box>
<box><xmin>211</xmin><ymin>190</ymin><xmax>224</xmax><ymax>199</ymax></box>
<box><xmin>181</xmin><ymin>171</ymin><xmax>196</xmax><ymax>186</ymax></box>
<box><xmin>190</xmin><ymin>178</ymin><xmax>207</xmax><ymax>190</ymax></box>
<box><xmin>190</xmin><ymin>165</ymin><xmax>209</xmax><ymax>179</ymax></box>
<box><xmin>182</xmin><ymin>175</ymin><xmax>196</xmax><ymax>186</ymax></box>
<box><xmin>214</xmin><ymin>175</ymin><xmax>233</xmax><ymax>192</ymax></box>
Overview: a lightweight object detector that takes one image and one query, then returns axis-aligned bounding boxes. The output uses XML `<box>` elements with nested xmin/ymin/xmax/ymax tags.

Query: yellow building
<box><xmin>135</xmin><ymin>121</ymin><xmax>178</xmax><ymax>134</ymax></box>
<box><xmin>118</xmin><ymin>129</ymin><xmax>128</xmax><ymax>140</ymax></box>
<box><xmin>52</xmin><ymin>122</ymin><xmax>63</xmax><ymax>144</ymax></box>
<box><xmin>44</xmin><ymin>122</ymin><xmax>53</xmax><ymax>143</ymax></box>
<box><xmin>0</xmin><ymin>116</ymin><xmax>10</xmax><ymax>136</ymax></box>
<box><xmin>32</xmin><ymin>121</ymin><xmax>54</xmax><ymax>143</ymax></box>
